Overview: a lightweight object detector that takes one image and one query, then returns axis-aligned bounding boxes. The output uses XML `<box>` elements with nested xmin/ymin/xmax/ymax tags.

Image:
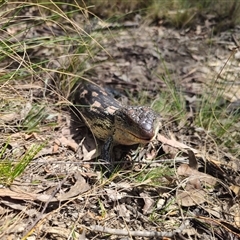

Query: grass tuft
<box><xmin>0</xmin><ymin>143</ymin><xmax>43</xmax><ymax>185</ymax></box>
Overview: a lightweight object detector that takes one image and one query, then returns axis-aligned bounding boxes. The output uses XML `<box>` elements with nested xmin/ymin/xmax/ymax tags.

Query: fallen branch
<box><xmin>87</xmin><ymin>221</ymin><xmax>187</xmax><ymax>238</ymax></box>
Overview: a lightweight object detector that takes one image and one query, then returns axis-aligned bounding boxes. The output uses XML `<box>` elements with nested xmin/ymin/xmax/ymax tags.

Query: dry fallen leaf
<box><xmin>105</xmin><ymin>189</ymin><xmax>127</xmax><ymax>201</ymax></box>
<box><xmin>57</xmin><ymin>135</ymin><xmax>79</xmax><ymax>152</ymax></box>
<box><xmin>36</xmin><ymin>194</ymin><xmax>58</xmax><ymax>202</ymax></box>
<box><xmin>176</xmin><ymin>155</ymin><xmax>217</xmax><ymax>207</ymax></box>
<box><xmin>176</xmin><ymin>188</ymin><xmax>207</xmax><ymax>207</ymax></box>
<box><xmin>230</xmin><ymin>185</ymin><xmax>240</xmax><ymax>196</ymax></box>
<box><xmin>157</xmin><ymin>134</ymin><xmax>198</xmax><ymax>154</ymax></box>
<box><xmin>20</xmin><ymin>102</ymin><xmax>32</xmax><ymax>119</ymax></box>
<box><xmin>115</xmin><ymin>204</ymin><xmax>131</xmax><ymax>221</ymax></box>
<box><xmin>1</xmin><ymin>200</ymin><xmax>39</xmax><ymax>217</ymax></box>
<box><xmin>177</xmin><ymin>163</ymin><xmax>195</xmax><ymax>176</ymax></box>
<box><xmin>0</xmin><ymin>113</ymin><xmax>19</xmax><ymax>122</ymax></box>
<box><xmin>57</xmin><ymin>172</ymin><xmax>90</xmax><ymax>201</ymax></box>
<box><xmin>140</xmin><ymin>192</ymin><xmax>155</xmax><ymax>215</ymax></box>
<box><xmin>177</xmin><ymin>164</ymin><xmax>217</xmax><ymax>187</ymax></box>
<box><xmin>233</xmin><ymin>205</ymin><xmax>240</xmax><ymax>228</ymax></box>
<box><xmin>82</xmin><ymin>145</ymin><xmax>98</xmax><ymax>160</ymax></box>
<box><xmin>44</xmin><ymin>227</ymin><xmax>82</xmax><ymax>239</ymax></box>
<box><xmin>34</xmin><ymin>146</ymin><xmax>54</xmax><ymax>159</ymax></box>
<box><xmin>0</xmin><ymin>188</ymin><xmax>58</xmax><ymax>202</ymax></box>
<box><xmin>0</xmin><ymin>188</ymin><xmax>36</xmax><ymax>201</ymax></box>
<box><xmin>188</xmin><ymin>150</ymin><xmax>198</xmax><ymax>169</ymax></box>
<box><xmin>235</xmin><ymin>213</ymin><xmax>240</xmax><ymax>228</ymax></box>
<box><xmin>52</xmin><ymin>142</ymin><xmax>59</xmax><ymax>153</ymax></box>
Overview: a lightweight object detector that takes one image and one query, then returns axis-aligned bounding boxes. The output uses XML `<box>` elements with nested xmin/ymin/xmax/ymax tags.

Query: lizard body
<box><xmin>73</xmin><ymin>82</ymin><xmax>160</xmax><ymax>162</ymax></box>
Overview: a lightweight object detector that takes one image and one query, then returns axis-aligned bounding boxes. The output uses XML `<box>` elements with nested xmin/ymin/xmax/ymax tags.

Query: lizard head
<box><xmin>114</xmin><ymin>106</ymin><xmax>160</xmax><ymax>145</ymax></box>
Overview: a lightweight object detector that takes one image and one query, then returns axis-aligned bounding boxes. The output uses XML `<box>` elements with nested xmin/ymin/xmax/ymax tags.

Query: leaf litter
<box><xmin>1</xmin><ymin>6</ymin><xmax>240</xmax><ymax>240</ymax></box>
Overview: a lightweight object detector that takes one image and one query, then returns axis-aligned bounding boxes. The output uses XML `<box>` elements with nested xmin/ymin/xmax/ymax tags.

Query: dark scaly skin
<box><xmin>73</xmin><ymin>82</ymin><xmax>160</xmax><ymax>162</ymax></box>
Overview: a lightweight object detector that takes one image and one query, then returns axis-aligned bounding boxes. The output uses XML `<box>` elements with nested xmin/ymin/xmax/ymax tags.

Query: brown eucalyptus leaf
<box><xmin>57</xmin><ymin>172</ymin><xmax>90</xmax><ymax>201</ymax></box>
<box><xmin>176</xmin><ymin>188</ymin><xmax>207</xmax><ymax>207</ymax></box>
<box><xmin>140</xmin><ymin>192</ymin><xmax>154</xmax><ymax>215</ymax></box>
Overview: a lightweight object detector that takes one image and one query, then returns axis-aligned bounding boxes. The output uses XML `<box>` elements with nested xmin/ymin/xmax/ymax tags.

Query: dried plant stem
<box><xmin>87</xmin><ymin>221</ymin><xmax>187</xmax><ymax>238</ymax></box>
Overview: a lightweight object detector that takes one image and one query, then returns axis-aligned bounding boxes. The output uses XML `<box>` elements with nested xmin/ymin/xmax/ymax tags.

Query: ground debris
<box><xmin>1</xmin><ymin>7</ymin><xmax>240</xmax><ymax>239</ymax></box>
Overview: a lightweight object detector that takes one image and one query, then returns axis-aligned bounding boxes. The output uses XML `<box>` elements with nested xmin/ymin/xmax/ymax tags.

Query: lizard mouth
<box><xmin>132</xmin><ymin>132</ymin><xmax>156</xmax><ymax>142</ymax></box>
<box><xmin>115</xmin><ymin>116</ymin><xmax>160</xmax><ymax>144</ymax></box>
<box><xmin>116</xmin><ymin>127</ymin><xmax>157</xmax><ymax>145</ymax></box>
<box><xmin>126</xmin><ymin>122</ymin><xmax>160</xmax><ymax>143</ymax></box>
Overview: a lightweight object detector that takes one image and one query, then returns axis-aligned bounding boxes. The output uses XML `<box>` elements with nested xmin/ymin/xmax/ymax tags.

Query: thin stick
<box><xmin>87</xmin><ymin>221</ymin><xmax>187</xmax><ymax>238</ymax></box>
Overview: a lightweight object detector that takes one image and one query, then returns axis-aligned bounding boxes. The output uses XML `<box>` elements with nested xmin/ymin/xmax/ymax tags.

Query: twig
<box><xmin>232</xmin><ymin>34</ymin><xmax>240</xmax><ymax>48</ymax></box>
<box><xmin>87</xmin><ymin>221</ymin><xmax>187</xmax><ymax>238</ymax></box>
<box><xmin>32</xmin><ymin>157</ymin><xmax>187</xmax><ymax>165</ymax></box>
<box><xmin>214</xmin><ymin>44</ymin><xmax>238</xmax><ymax>82</ymax></box>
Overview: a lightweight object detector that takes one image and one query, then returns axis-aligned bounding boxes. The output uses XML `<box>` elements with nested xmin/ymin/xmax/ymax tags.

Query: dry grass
<box><xmin>0</xmin><ymin>1</ymin><xmax>240</xmax><ymax>239</ymax></box>
<box><xmin>82</xmin><ymin>0</ymin><xmax>240</xmax><ymax>28</ymax></box>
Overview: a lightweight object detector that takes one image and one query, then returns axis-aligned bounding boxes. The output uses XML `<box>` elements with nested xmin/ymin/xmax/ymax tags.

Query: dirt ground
<box><xmin>1</xmin><ymin>9</ymin><xmax>240</xmax><ymax>240</ymax></box>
